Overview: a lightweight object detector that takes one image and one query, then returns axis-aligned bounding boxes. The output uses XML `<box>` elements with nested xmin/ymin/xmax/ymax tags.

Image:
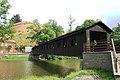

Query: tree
<box><xmin>27</xmin><ymin>19</ymin><xmax>64</xmax><ymax>43</ymax></box>
<box><xmin>27</xmin><ymin>19</ymin><xmax>56</xmax><ymax>43</ymax></box>
<box><xmin>40</xmin><ymin>23</ymin><xmax>56</xmax><ymax>42</ymax></box>
<box><xmin>0</xmin><ymin>0</ymin><xmax>15</xmax><ymax>43</ymax></box>
<box><xmin>111</xmin><ymin>23</ymin><xmax>120</xmax><ymax>48</ymax></box>
<box><xmin>68</xmin><ymin>15</ymin><xmax>76</xmax><ymax>32</ymax></box>
<box><xmin>27</xmin><ymin>19</ymin><xmax>43</xmax><ymax>43</ymax></box>
<box><xmin>0</xmin><ymin>0</ymin><xmax>10</xmax><ymax>24</ymax></box>
<box><xmin>14</xmin><ymin>32</ymin><xmax>36</xmax><ymax>50</ymax></box>
<box><xmin>10</xmin><ymin>14</ymin><xmax>22</xmax><ymax>23</ymax></box>
<box><xmin>75</xmin><ymin>19</ymin><xmax>97</xmax><ymax>30</ymax></box>
<box><xmin>48</xmin><ymin>19</ymin><xmax>64</xmax><ymax>37</ymax></box>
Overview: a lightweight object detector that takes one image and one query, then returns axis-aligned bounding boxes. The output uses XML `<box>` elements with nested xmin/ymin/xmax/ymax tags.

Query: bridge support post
<box><xmin>86</xmin><ymin>30</ymin><xmax>91</xmax><ymax>52</ymax></box>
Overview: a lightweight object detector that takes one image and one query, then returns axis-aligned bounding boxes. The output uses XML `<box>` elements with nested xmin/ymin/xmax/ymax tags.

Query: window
<box><xmin>53</xmin><ymin>43</ymin><xmax>55</xmax><ymax>48</ymax></box>
<box><xmin>63</xmin><ymin>41</ymin><xmax>67</xmax><ymax>47</ymax></box>
<box><xmin>42</xmin><ymin>46</ymin><xmax>43</xmax><ymax>49</ymax></box>
<box><xmin>71</xmin><ymin>39</ymin><xmax>74</xmax><ymax>46</ymax></box>
<box><xmin>46</xmin><ymin>45</ymin><xmax>48</xmax><ymax>49</ymax></box>
<box><xmin>57</xmin><ymin>42</ymin><xmax>61</xmax><ymax>48</ymax></box>
<box><xmin>71</xmin><ymin>37</ymin><xmax>77</xmax><ymax>46</ymax></box>
<box><xmin>49</xmin><ymin>44</ymin><xmax>51</xmax><ymax>49</ymax></box>
<box><xmin>43</xmin><ymin>46</ymin><xmax>45</xmax><ymax>50</ymax></box>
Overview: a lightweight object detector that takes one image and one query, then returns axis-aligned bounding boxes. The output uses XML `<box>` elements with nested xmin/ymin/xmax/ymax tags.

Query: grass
<box><xmin>19</xmin><ymin>76</ymin><xmax>60</xmax><ymax>80</ymax></box>
<box><xmin>0</xmin><ymin>56</ymin><xmax>28</xmax><ymax>60</ymax></box>
<box><xmin>65</xmin><ymin>68</ymin><xmax>114</xmax><ymax>80</ymax></box>
<box><xmin>19</xmin><ymin>68</ymin><xmax>115</xmax><ymax>80</ymax></box>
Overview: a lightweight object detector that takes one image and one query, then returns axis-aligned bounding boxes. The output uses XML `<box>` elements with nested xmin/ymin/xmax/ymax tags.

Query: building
<box><xmin>0</xmin><ymin>39</ymin><xmax>16</xmax><ymax>53</ymax></box>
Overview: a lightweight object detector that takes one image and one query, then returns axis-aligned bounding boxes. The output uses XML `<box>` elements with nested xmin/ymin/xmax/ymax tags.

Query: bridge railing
<box><xmin>83</xmin><ymin>39</ymin><xmax>112</xmax><ymax>52</ymax></box>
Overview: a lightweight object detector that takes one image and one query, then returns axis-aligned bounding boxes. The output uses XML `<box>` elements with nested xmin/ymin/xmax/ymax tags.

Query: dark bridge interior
<box><xmin>90</xmin><ymin>31</ymin><xmax>107</xmax><ymax>42</ymax></box>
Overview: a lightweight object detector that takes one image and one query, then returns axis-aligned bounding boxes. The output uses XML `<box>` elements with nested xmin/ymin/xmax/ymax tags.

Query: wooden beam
<box><xmin>86</xmin><ymin>30</ymin><xmax>90</xmax><ymax>52</ymax></box>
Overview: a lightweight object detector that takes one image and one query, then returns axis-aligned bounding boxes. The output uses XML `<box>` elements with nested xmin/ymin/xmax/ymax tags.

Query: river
<box><xmin>0</xmin><ymin>60</ymin><xmax>80</xmax><ymax>80</ymax></box>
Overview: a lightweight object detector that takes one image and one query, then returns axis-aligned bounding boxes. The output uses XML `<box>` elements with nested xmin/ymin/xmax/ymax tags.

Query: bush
<box><xmin>39</xmin><ymin>54</ymin><xmax>79</xmax><ymax>60</ymax></box>
<box><xmin>6</xmin><ymin>45</ymin><xmax>12</xmax><ymax>52</ymax></box>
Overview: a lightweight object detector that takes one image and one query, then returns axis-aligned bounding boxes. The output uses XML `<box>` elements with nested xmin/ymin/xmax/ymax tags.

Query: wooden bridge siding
<box><xmin>54</xmin><ymin>40</ymin><xmax>63</xmax><ymax>55</ymax></box>
<box><xmin>59</xmin><ymin>32</ymin><xmax>86</xmax><ymax>57</ymax></box>
<box><xmin>49</xmin><ymin>42</ymin><xmax>55</xmax><ymax>55</ymax></box>
<box><xmin>54</xmin><ymin>37</ymin><xmax>74</xmax><ymax>56</ymax></box>
<box><xmin>90</xmin><ymin>25</ymin><xmax>106</xmax><ymax>33</ymax></box>
<box><xmin>35</xmin><ymin>32</ymin><xmax>86</xmax><ymax>57</ymax></box>
<box><xmin>50</xmin><ymin>32</ymin><xmax>86</xmax><ymax>57</ymax></box>
<box><xmin>72</xmin><ymin>32</ymin><xmax>86</xmax><ymax>57</ymax></box>
<box><xmin>32</xmin><ymin>46</ymin><xmax>40</xmax><ymax>55</ymax></box>
<box><xmin>54</xmin><ymin>39</ymin><xmax>66</xmax><ymax>56</ymax></box>
<box><xmin>62</xmin><ymin>38</ymin><xmax>68</xmax><ymax>56</ymax></box>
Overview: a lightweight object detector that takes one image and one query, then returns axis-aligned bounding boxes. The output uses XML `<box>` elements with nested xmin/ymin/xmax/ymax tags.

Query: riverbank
<box><xmin>20</xmin><ymin>68</ymin><xmax>114</xmax><ymax>80</ymax></box>
<box><xmin>0</xmin><ymin>56</ymin><xmax>115</xmax><ymax>80</ymax></box>
<box><xmin>0</xmin><ymin>53</ymin><xmax>29</xmax><ymax>60</ymax></box>
<box><xmin>0</xmin><ymin>54</ymin><xmax>79</xmax><ymax>61</ymax></box>
<box><xmin>0</xmin><ymin>56</ymin><xmax>28</xmax><ymax>60</ymax></box>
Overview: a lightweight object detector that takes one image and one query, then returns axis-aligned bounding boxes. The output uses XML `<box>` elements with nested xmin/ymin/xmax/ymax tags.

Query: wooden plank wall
<box><xmin>36</xmin><ymin>32</ymin><xmax>86</xmax><ymax>57</ymax></box>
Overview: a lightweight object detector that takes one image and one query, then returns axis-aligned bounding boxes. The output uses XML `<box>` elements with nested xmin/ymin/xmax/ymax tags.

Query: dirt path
<box><xmin>72</xmin><ymin>75</ymin><xmax>100</xmax><ymax>80</ymax></box>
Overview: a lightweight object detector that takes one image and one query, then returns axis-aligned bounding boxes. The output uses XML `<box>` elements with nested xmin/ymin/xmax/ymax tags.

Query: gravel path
<box><xmin>72</xmin><ymin>75</ymin><xmax>100</xmax><ymax>80</ymax></box>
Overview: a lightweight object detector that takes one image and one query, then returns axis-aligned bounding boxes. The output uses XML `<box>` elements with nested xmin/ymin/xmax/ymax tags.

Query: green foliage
<box><xmin>27</xmin><ymin>19</ymin><xmax>43</xmax><ymax>43</ymax></box>
<box><xmin>0</xmin><ymin>0</ymin><xmax>15</xmax><ymax>43</ymax></box>
<box><xmin>39</xmin><ymin>54</ymin><xmax>79</xmax><ymax>60</ymax></box>
<box><xmin>0</xmin><ymin>24</ymin><xmax>15</xmax><ymax>42</ymax></box>
<box><xmin>75</xmin><ymin>19</ymin><xmax>99</xmax><ymax>30</ymax></box>
<box><xmin>112</xmin><ymin>23</ymin><xmax>120</xmax><ymax>48</ymax></box>
<box><xmin>6</xmin><ymin>45</ymin><xmax>12</xmax><ymax>52</ymax></box>
<box><xmin>0</xmin><ymin>45</ymin><xmax>2</xmax><ymax>51</ymax></box>
<box><xmin>0</xmin><ymin>0</ymin><xmax>11</xmax><ymax>24</ymax></box>
<box><xmin>27</xmin><ymin>19</ymin><xmax>64</xmax><ymax>43</ymax></box>
<box><xmin>41</xmin><ymin>23</ymin><xmax>56</xmax><ymax>42</ymax></box>
<box><xmin>19</xmin><ymin>68</ymin><xmax>114</xmax><ymax>80</ymax></box>
<box><xmin>65</xmin><ymin>68</ymin><xmax>114</xmax><ymax>80</ymax></box>
<box><xmin>1</xmin><ymin>56</ymin><xmax>28</xmax><ymax>60</ymax></box>
<box><xmin>27</xmin><ymin>19</ymin><xmax>56</xmax><ymax>43</ymax></box>
<box><xmin>47</xmin><ymin>19</ymin><xmax>64</xmax><ymax>37</ymax></box>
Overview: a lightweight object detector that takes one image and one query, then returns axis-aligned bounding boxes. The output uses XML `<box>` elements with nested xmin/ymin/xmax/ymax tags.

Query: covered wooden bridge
<box><xmin>30</xmin><ymin>21</ymin><xmax>120</xmax><ymax>75</ymax></box>
<box><xmin>31</xmin><ymin>22</ymin><xmax>112</xmax><ymax>57</ymax></box>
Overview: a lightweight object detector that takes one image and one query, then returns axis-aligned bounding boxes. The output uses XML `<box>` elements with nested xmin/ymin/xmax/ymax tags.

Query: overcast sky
<box><xmin>8</xmin><ymin>0</ymin><xmax>120</xmax><ymax>31</ymax></box>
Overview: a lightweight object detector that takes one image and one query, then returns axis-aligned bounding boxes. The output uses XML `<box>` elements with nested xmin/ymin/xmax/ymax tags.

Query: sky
<box><xmin>8</xmin><ymin>0</ymin><xmax>120</xmax><ymax>31</ymax></box>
